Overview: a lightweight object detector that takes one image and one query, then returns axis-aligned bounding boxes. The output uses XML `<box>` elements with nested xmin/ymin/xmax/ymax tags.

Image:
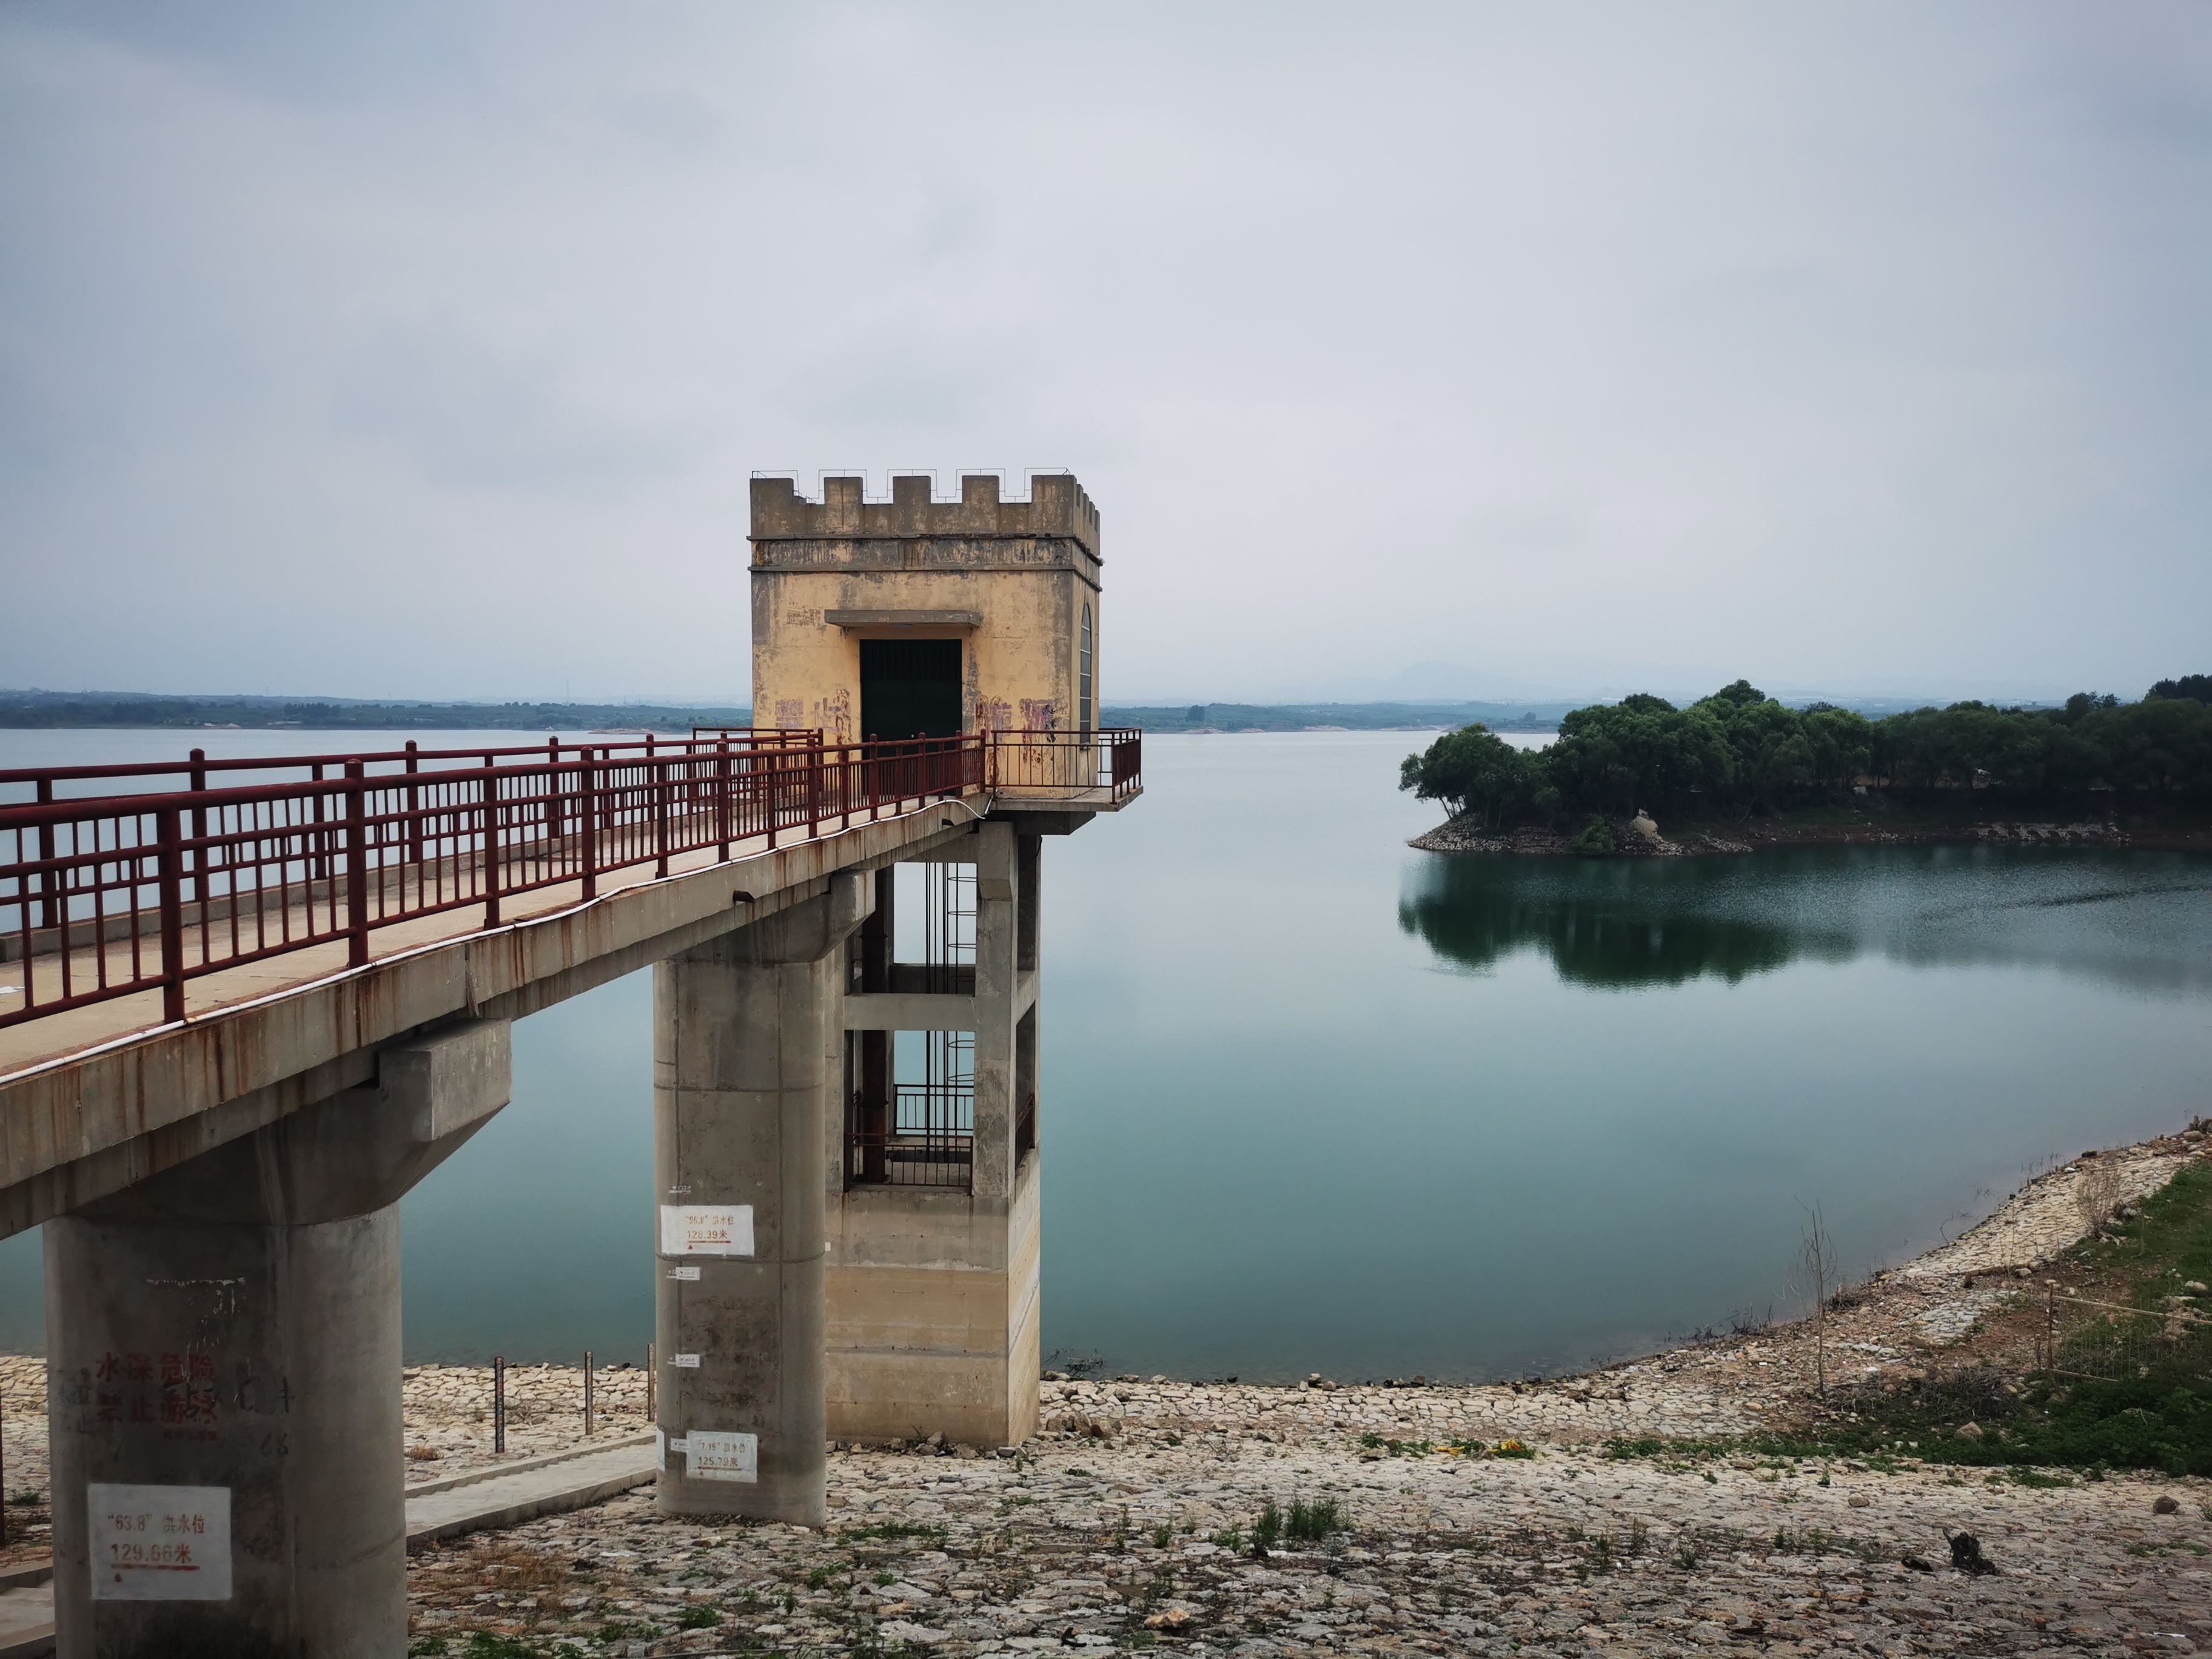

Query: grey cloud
<box><xmin>0</xmin><ymin>1</ymin><xmax>2206</xmax><ymax>703</ymax></box>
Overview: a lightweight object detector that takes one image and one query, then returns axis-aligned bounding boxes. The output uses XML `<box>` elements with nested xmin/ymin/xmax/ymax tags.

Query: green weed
<box><xmin>842</xmin><ymin>1521</ymin><xmax>948</xmax><ymax>1543</ymax></box>
<box><xmin>1287</xmin><ymin>1498</ymin><xmax>1342</xmax><ymax>1542</ymax></box>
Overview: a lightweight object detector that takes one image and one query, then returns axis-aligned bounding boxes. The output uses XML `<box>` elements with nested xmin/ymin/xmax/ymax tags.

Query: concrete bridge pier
<box><xmin>653</xmin><ymin>875</ymin><xmax>871</xmax><ymax>1524</ymax></box>
<box><xmin>42</xmin><ymin>1018</ymin><xmax>511</xmax><ymax>1659</ymax></box>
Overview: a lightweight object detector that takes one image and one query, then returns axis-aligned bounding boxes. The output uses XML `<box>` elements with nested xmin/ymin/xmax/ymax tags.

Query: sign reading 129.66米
<box><xmin>89</xmin><ymin>1483</ymin><xmax>232</xmax><ymax>1601</ymax></box>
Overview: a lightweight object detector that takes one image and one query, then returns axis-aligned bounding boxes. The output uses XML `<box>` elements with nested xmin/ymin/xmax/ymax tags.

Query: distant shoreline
<box><xmin>1411</xmin><ymin>806</ymin><xmax>2212</xmax><ymax>857</ymax></box>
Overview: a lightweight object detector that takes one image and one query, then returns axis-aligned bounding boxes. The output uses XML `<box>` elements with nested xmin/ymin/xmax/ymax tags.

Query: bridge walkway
<box><xmin>2</xmin><ymin>809</ymin><xmax>865</xmax><ymax>1079</ymax></box>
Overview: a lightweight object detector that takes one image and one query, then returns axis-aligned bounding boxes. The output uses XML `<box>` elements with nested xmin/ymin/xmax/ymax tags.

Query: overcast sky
<box><xmin>2</xmin><ymin>2</ymin><xmax>2206</xmax><ymax>706</ymax></box>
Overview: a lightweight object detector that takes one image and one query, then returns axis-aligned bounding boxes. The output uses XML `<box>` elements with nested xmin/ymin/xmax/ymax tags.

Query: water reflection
<box><xmin>1399</xmin><ymin>858</ymin><xmax>1846</xmax><ymax>988</ymax></box>
<box><xmin>1399</xmin><ymin>845</ymin><xmax>2212</xmax><ymax>995</ymax></box>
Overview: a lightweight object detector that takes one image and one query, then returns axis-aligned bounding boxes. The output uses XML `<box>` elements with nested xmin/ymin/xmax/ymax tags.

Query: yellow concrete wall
<box><xmin>752</xmin><ymin>568</ymin><xmax>1094</xmax><ymax>744</ymax></box>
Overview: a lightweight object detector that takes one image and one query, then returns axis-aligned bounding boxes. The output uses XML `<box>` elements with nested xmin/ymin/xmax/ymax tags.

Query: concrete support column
<box><xmin>970</xmin><ymin>823</ymin><xmax>1019</xmax><ymax>1201</ymax></box>
<box><xmin>1015</xmin><ymin>830</ymin><xmax>1043</xmax><ymax>1158</ymax></box>
<box><xmin>823</xmin><ymin>827</ymin><xmax>1044</xmax><ymax>1449</ymax></box>
<box><xmin>654</xmin><ymin>876</ymin><xmax>870</xmax><ymax>1524</ymax></box>
<box><xmin>44</xmin><ymin>1019</ymin><xmax>511</xmax><ymax>1659</ymax></box>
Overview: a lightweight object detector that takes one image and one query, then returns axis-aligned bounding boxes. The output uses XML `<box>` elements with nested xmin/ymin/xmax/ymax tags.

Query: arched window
<box><xmin>1079</xmin><ymin>603</ymin><xmax>1094</xmax><ymax>743</ymax></box>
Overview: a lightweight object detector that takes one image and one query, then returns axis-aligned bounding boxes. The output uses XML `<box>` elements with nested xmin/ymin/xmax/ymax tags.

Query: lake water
<box><xmin>4</xmin><ymin>729</ymin><xmax>2209</xmax><ymax>1381</ymax></box>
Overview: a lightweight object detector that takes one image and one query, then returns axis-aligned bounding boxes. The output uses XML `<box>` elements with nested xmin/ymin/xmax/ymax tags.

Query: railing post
<box><xmin>654</xmin><ymin>748</ymin><xmax>671</xmax><ymax>879</ymax></box>
<box><xmin>716</xmin><ymin>742</ymin><xmax>731</xmax><ymax>860</ymax></box>
<box><xmin>344</xmin><ymin>760</ymin><xmax>370</xmax><ymax>966</ymax></box>
<box><xmin>404</xmin><ymin>742</ymin><xmax>423</xmax><ymax>905</ymax></box>
<box><xmin>766</xmin><ymin>749</ymin><xmax>780</xmax><ymax>851</ymax></box>
<box><xmin>187</xmin><ymin>747</ymin><xmax>208</xmax><ymax>910</ymax></box>
<box><xmin>580</xmin><ymin>751</ymin><xmax>599</xmax><ymax>900</ymax></box>
<box><xmin>806</xmin><ymin>736</ymin><xmax>823</xmax><ymax>834</ymax></box>
<box><xmin>492</xmin><ymin>1356</ymin><xmax>506</xmax><ymax>1455</ymax></box>
<box><xmin>310</xmin><ymin>762</ymin><xmax>330</xmax><ymax>902</ymax></box>
<box><xmin>545</xmin><ymin>737</ymin><xmax>565</xmax><ymax>885</ymax></box>
<box><xmin>482</xmin><ymin>756</ymin><xmax>501</xmax><ymax>926</ymax></box>
<box><xmin>156</xmin><ymin>802</ymin><xmax>186</xmax><ymax>1024</ymax></box>
<box><xmin>34</xmin><ymin>778</ymin><xmax>58</xmax><ymax>933</ymax></box>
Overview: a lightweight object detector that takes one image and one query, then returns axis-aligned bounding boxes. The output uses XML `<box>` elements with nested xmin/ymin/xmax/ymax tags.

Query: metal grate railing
<box><xmin>846</xmin><ymin>1082</ymin><xmax>974</xmax><ymax>1190</ymax></box>
<box><xmin>2039</xmin><ymin>1289</ymin><xmax>2211</xmax><ymax>1386</ymax></box>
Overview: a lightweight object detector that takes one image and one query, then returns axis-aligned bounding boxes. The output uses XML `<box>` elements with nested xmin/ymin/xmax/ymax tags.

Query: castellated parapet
<box><xmin>751</xmin><ymin>472</ymin><xmax>1101</xmax><ymax>561</ymax></box>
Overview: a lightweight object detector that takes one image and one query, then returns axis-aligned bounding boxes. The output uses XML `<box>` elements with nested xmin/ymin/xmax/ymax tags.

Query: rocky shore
<box><xmin>1407</xmin><ymin>812</ymin><xmax>2171</xmax><ymax>859</ymax></box>
<box><xmin>3</xmin><ymin>1128</ymin><xmax>2207</xmax><ymax>1654</ymax></box>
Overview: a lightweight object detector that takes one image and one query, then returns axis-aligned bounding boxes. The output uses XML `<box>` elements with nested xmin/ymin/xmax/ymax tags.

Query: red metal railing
<box><xmin>984</xmin><ymin>728</ymin><xmax>1142</xmax><ymax>803</ymax></box>
<box><xmin>0</xmin><ymin>726</ymin><xmax>1141</xmax><ymax>1036</ymax></box>
<box><xmin>0</xmin><ymin>730</ymin><xmax>816</xmax><ymax>805</ymax></box>
<box><xmin>0</xmin><ymin>734</ymin><xmax>977</xmax><ymax>1031</ymax></box>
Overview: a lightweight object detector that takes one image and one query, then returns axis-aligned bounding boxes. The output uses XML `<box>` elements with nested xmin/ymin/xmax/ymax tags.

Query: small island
<box><xmin>1402</xmin><ymin>676</ymin><xmax>2212</xmax><ymax>856</ymax></box>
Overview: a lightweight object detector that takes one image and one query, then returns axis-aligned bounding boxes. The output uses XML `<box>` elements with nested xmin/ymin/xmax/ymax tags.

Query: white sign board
<box><xmin>686</xmin><ymin>1430</ymin><xmax>759</xmax><ymax>1483</ymax></box>
<box><xmin>659</xmin><ymin>1204</ymin><xmax>754</xmax><ymax>1258</ymax></box>
<box><xmin>89</xmin><ymin>1483</ymin><xmax>232</xmax><ymax>1601</ymax></box>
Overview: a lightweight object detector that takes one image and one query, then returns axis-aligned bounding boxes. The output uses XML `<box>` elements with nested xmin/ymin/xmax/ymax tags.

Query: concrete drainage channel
<box><xmin>405</xmin><ymin>1430</ymin><xmax>660</xmax><ymax>1551</ymax></box>
<box><xmin>0</xmin><ymin>1560</ymin><xmax>55</xmax><ymax>1659</ymax></box>
<box><xmin>0</xmin><ymin>1431</ymin><xmax>662</xmax><ymax>1656</ymax></box>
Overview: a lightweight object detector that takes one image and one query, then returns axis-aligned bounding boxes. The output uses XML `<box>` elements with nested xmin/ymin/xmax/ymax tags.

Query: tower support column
<box><xmin>827</xmin><ymin>823</ymin><xmax>1043</xmax><ymax>1448</ymax></box>
<box><xmin>654</xmin><ymin>876</ymin><xmax>870</xmax><ymax>1523</ymax></box>
<box><xmin>44</xmin><ymin>1019</ymin><xmax>511</xmax><ymax>1659</ymax></box>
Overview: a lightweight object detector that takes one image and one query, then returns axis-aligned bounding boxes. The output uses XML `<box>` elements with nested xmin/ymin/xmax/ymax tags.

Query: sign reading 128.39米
<box><xmin>89</xmin><ymin>1483</ymin><xmax>232</xmax><ymax>1601</ymax></box>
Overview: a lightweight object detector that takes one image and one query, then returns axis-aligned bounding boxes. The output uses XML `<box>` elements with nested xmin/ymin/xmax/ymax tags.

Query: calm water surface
<box><xmin>4</xmin><ymin>729</ymin><xmax>2208</xmax><ymax>1379</ymax></box>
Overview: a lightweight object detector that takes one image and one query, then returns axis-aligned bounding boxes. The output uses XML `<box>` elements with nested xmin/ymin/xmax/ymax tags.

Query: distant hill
<box><xmin>0</xmin><ymin>689</ymin><xmax>754</xmax><ymax>732</ymax></box>
<box><xmin>6</xmin><ymin>686</ymin><xmax>2096</xmax><ymax>736</ymax></box>
<box><xmin>1102</xmin><ymin>702</ymin><xmax>1572</xmax><ymax>733</ymax></box>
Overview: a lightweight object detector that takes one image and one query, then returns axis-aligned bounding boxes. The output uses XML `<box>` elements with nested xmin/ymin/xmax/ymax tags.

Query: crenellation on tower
<box><xmin>751</xmin><ymin>471</ymin><xmax>1101</xmax><ymax>558</ymax></box>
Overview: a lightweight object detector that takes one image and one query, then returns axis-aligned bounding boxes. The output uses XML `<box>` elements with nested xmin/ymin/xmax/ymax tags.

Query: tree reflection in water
<box><xmin>1402</xmin><ymin>855</ymin><xmax>1870</xmax><ymax>990</ymax></box>
<box><xmin>1399</xmin><ymin>845</ymin><xmax>2212</xmax><ymax>994</ymax></box>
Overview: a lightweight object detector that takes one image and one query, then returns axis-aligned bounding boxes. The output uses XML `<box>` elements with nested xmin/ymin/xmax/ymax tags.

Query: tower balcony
<box><xmin>985</xmin><ymin>728</ymin><xmax>1142</xmax><ymax>811</ymax></box>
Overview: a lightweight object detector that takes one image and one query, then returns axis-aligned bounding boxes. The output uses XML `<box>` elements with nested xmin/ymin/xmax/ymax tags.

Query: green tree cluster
<box><xmin>1401</xmin><ymin>677</ymin><xmax>2212</xmax><ymax>828</ymax></box>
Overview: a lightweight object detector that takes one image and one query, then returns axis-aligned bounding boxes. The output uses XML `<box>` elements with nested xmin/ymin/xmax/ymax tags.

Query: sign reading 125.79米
<box><xmin>89</xmin><ymin>1483</ymin><xmax>232</xmax><ymax>1601</ymax></box>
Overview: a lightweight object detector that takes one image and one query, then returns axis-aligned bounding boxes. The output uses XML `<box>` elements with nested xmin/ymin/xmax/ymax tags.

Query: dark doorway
<box><xmin>860</xmin><ymin>638</ymin><xmax>963</xmax><ymax>740</ymax></box>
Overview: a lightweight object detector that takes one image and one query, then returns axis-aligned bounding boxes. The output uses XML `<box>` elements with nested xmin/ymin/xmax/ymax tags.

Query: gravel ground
<box><xmin>401</xmin><ymin>1392</ymin><xmax>2210</xmax><ymax>1657</ymax></box>
<box><xmin>4</xmin><ymin>1129</ymin><xmax>2207</xmax><ymax>1652</ymax></box>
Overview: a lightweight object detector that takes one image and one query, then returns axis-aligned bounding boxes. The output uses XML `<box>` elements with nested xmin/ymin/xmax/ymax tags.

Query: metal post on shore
<box><xmin>646</xmin><ymin>1342</ymin><xmax>655</xmax><ymax>1420</ymax></box>
<box><xmin>493</xmin><ymin>1355</ymin><xmax>507</xmax><ymax>1455</ymax></box>
<box><xmin>584</xmin><ymin>1350</ymin><xmax>594</xmax><ymax>1438</ymax></box>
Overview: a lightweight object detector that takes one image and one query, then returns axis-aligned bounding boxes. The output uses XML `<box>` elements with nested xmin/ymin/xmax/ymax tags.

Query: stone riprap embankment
<box><xmin>4</xmin><ymin>1127</ymin><xmax>2207</xmax><ymax>1649</ymax></box>
<box><xmin>397</xmin><ymin>1413</ymin><xmax>2207</xmax><ymax>1658</ymax></box>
